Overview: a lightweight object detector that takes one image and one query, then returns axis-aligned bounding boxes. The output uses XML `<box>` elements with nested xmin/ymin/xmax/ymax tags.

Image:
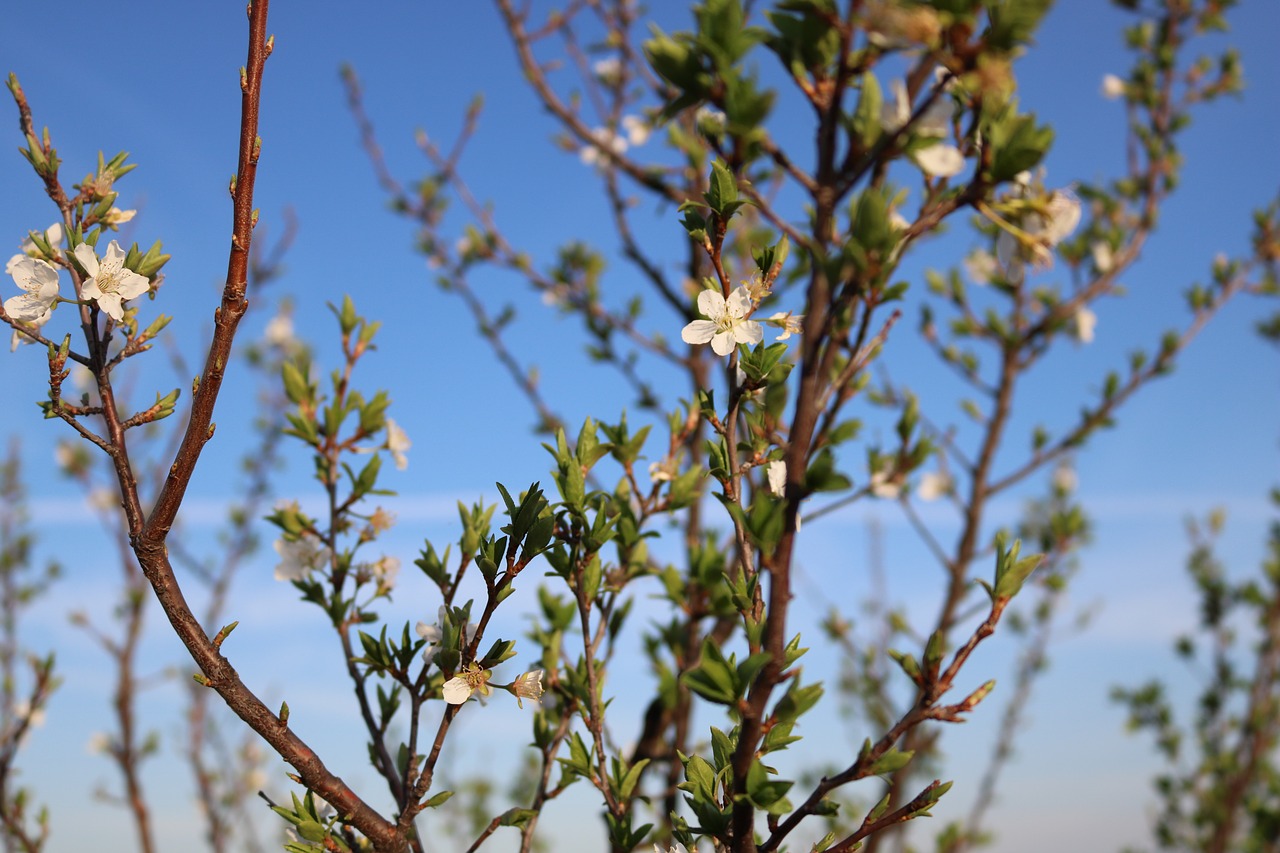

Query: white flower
<box><xmin>1101</xmin><ymin>74</ymin><xmax>1126</xmax><ymax>100</ymax></box>
<box><xmin>881</xmin><ymin>80</ymin><xmax>964</xmax><ymax>178</ymax></box>
<box><xmin>74</xmin><ymin>240</ymin><xmax>150</xmax><ymax>322</ymax></box>
<box><xmin>767</xmin><ymin>311</ymin><xmax>803</xmax><ymax>341</ymax></box>
<box><xmin>384</xmin><ymin>418</ymin><xmax>411</xmax><ymax>470</ymax></box>
<box><xmin>273</xmin><ymin>535</ymin><xmax>330</xmax><ymax>582</ymax></box>
<box><xmin>580</xmin><ymin>127</ymin><xmax>627</xmax><ymax>167</ymax></box>
<box><xmin>1052</xmin><ymin>462</ymin><xmax>1077</xmax><ymax>494</ymax></box>
<box><xmin>371</xmin><ymin>555</ymin><xmax>401</xmax><ymax>588</ymax></box>
<box><xmin>101</xmin><ymin>207</ymin><xmax>136</xmax><ymax>227</ymax></box>
<box><xmin>244</xmin><ymin>769</ymin><xmax>268</xmax><ymax>791</ymax></box>
<box><xmin>13</xmin><ymin>700</ymin><xmax>45</xmax><ymax>729</ymax></box>
<box><xmin>681</xmin><ymin>286</ymin><xmax>763</xmax><ymax>357</ymax></box>
<box><xmin>88</xmin><ymin>487</ymin><xmax>117</xmax><ymax>511</ymax></box>
<box><xmin>648</xmin><ymin>458</ymin><xmax>676</xmax><ymax>483</ymax></box>
<box><xmin>694</xmin><ymin>105</ymin><xmax>727</xmax><ymax>136</ymax></box>
<box><xmin>510</xmin><ymin>670</ymin><xmax>544</xmax><ymax>708</ymax></box>
<box><xmin>442</xmin><ymin>663</ymin><xmax>492</xmax><ymax>704</ymax></box>
<box><xmin>964</xmin><ymin>249</ymin><xmax>997</xmax><ymax>285</ymax></box>
<box><xmin>654</xmin><ymin>845</ymin><xmax>689</xmax><ymax>853</ymax></box>
<box><xmin>6</xmin><ymin>223</ymin><xmax>63</xmax><ymax>276</ymax></box>
<box><xmin>869</xmin><ymin>468</ymin><xmax>900</xmax><ymax>499</ymax></box>
<box><xmin>622</xmin><ymin>114</ymin><xmax>650</xmax><ymax>146</ymax></box>
<box><xmin>917</xmin><ymin>471</ymin><xmax>951</xmax><ymax>501</ymax></box>
<box><xmin>264</xmin><ymin>311</ymin><xmax>295</xmax><ymax>347</ymax></box>
<box><xmin>995</xmin><ymin>189</ymin><xmax>1082</xmax><ymax>273</ymax></box>
<box><xmin>766</xmin><ymin>460</ymin><xmax>786</xmax><ymax>497</ymax></box>
<box><xmin>417</xmin><ymin>606</ymin><xmax>477</xmax><ymax>664</ymax></box>
<box><xmin>1073</xmin><ymin>306</ymin><xmax>1097</xmax><ymax>344</ymax></box>
<box><xmin>87</xmin><ymin>731</ymin><xmax>112</xmax><ymax>755</ymax></box>
<box><xmin>5</xmin><ymin>257</ymin><xmax>60</xmax><ymax>323</ymax></box>
<box><xmin>593</xmin><ymin>57</ymin><xmax>622</xmax><ymax>84</ymax></box>
<box><xmin>914</xmin><ymin>145</ymin><xmax>965</xmax><ymax>178</ymax></box>
<box><xmin>1091</xmin><ymin>241</ymin><xmax>1115</xmax><ymax>273</ymax></box>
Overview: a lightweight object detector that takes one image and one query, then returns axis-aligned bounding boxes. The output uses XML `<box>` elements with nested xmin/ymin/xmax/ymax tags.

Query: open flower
<box><xmin>681</xmin><ymin>286</ymin><xmax>763</xmax><ymax>357</ymax></box>
<box><xmin>442</xmin><ymin>663</ymin><xmax>492</xmax><ymax>704</ymax></box>
<box><xmin>768</xmin><ymin>311</ymin><xmax>804</xmax><ymax>341</ymax></box>
<box><xmin>273</xmin><ymin>534</ymin><xmax>330</xmax><ymax>582</ymax></box>
<box><xmin>384</xmin><ymin>418</ymin><xmax>411</xmax><ymax>470</ymax></box>
<box><xmin>881</xmin><ymin>79</ymin><xmax>964</xmax><ymax>178</ymax></box>
<box><xmin>74</xmin><ymin>240</ymin><xmax>149</xmax><ymax>322</ymax></box>
<box><xmin>6</xmin><ymin>223</ymin><xmax>63</xmax><ymax>277</ymax></box>
<box><xmin>1101</xmin><ymin>74</ymin><xmax>1126</xmax><ymax>100</ymax></box>
<box><xmin>5</xmin><ymin>256</ymin><xmax>60</xmax><ymax>324</ymax></box>
<box><xmin>995</xmin><ymin>189</ymin><xmax>1082</xmax><ymax>274</ymax></box>
<box><xmin>510</xmin><ymin>670</ymin><xmax>545</xmax><ymax>708</ymax></box>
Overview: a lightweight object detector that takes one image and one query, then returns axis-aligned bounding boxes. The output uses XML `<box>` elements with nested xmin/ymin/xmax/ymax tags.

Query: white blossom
<box><xmin>417</xmin><ymin>606</ymin><xmax>477</xmax><ymax>665</ymax></box>
<box><xmin>766</xmin><ymin>460</ymin><xmax>787</xmax><ymax>497</ymax></box>
<box><xmin>1073</xmin><ymin>306</ymin><xmax>1097</xmax><ymax>344</ymax></box>
<box><xmin>1053</xmin><ymin>462</ymin><xmax>1078</xmax><ymax>494</ymax></box>
<box><xmin>87</xmin><ymin>731</ymin><xmax>111</xmax><ymax>755</ymax></box>
<box><xmin>681</xmin><ymin>286</ymin><xmax>763</xmax><ymax>357</ymax></box>
<box><xmin>102</xmin><ymin>207</ymin><xmax>136</xmax><ymax>227</ymax></box>
<box><xmin>1091</xmin><ymin>242</ymin><xmax>1115</xmax><ymax>273</ymax></box>
<box><xmin>649</xmin><ymin>458</ymin><xmax>676</xmax><ymax>483</ymax></box>
<box><xmin>371</xmin><ymin>555</ymin><xmax>401</xmax><ymax>589</ymax></box>
<box><xmin>869</xmin><ymin>468</ymin><xmax>901</xmax><ymax>499</ymax></box>
<box><xmin>273</xmin><ymin>535</ymin><xmax>330</xmax><ymax>582</ymax></box>
<box><xmin>964</xmin><ymin>249</ymin><xmax>997</xmax><ymax>285</ymax></box>
<box><xmin>264</xmin><ymin>311</ymin><xmax>295</xmax><ymax>348</ymax></box>
<box><xmin>995</xmin><ymin>189</ymin><xmax>1082</xmax><ymax>274</ymax></box>
<box><xmin>510</xmin><ymin>670</ymin><xmax>544</xmax><ymax>708</ymax></box>
<box><xmin>694</xmin><ymin>106</ymin><xmax>726</xmax><ymax>136</ymax></box>
<box><xmin>580</xmin><ymin>127</ymin><xmax>627</xmax><ymax>168</ymax></box>
<box><xmin>5</xmin><ymin>257</ymin><xmax>60</xmax><ymax>323</ymax></box>
<box><xmin>593</xmin><ymin>57</ymin><xmax>622</xmax><ymax>84</ymax></box>
<box><xmin>74</xmin><ymin>240</ymin><xmax>150</xmax><ymax>322</ymax></box>
<box><xmin>917</xmin><ymin>471</ymin><xmax>952</xmax><ymax>501</ymax></box>
<box><xmin>767</xmin><ymin>311</ymin><xmax>803</xmax><ymax>341</ymax></box>
<box><xmin>6</xmin><ymin>223</ymin><xmax>63</xmax><ymax>276</ymax></box>
<box><xmin>881</xmin><ymin>79</ymin><xmax>964</xmax><ymax>178</ymax></box>
<box><xmin>1101</xmin><ymin>74</ymin><xmax>1126</xmax><ymax>100</ymax></box>
<box><xmin>622</xmin><ymin>114</ymin><xmax>650</xmax><ymax>146</ymax></box>
<box><xmin>384</xmin><ymin>418</ymin><xmax>411</xmax><ymax>470</ymax></box>
<box><xmin>442</xmin><ymin>663</ymin><xmax>492</xmax><ymax>704</ymax></box>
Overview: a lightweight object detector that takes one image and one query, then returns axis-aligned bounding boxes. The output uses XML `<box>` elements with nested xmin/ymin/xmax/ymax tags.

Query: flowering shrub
<box><xmin>1</xmin><ymin>1</ymin><xmax>1277</xmax><ymax>853</ymax></box>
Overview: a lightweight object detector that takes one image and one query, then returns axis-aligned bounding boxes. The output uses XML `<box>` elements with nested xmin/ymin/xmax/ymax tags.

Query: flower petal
<box><xmin>72</xmin><ymin>242</ymin><xmax>99</xmax><ymax>277</ymax></box>
<box><xmin>696</xmin><ymin>288</ymin><xmax>728</xmax><ymax>320</ymax></box>
<box><xmin>914</xmin><ymin>144</ymin><xmax>965</xmax><ymax>178</ymax></box>
<box><xmin>681</xmin><ymin>319</ymin><xmax>718</xmax><ymax>345</ymax></box>
<box><xmin>442</xmin><ymin>677</ymin><xmax>473</xmax><ymax>704</ymax></box>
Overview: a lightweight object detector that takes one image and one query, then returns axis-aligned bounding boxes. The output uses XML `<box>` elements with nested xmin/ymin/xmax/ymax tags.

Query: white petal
<box><xmin>767</xmin><ymin>460</ymin><xmax>786</xmax><ymax>497</ymax></box>
<box><xmin>732</xmin><ymin>320</ymin><xmax>764</xmax><ymax>346</ymax></box>
<box><xmin>914</xmin><ymin>144</ymin><xmax>965</xmax><ymax>178</ymax></box>
<box><xmin>724</xmin><ymin>286</ymin><xmax>754</xmax><ymax>318</ymax></box>
<box><xmin>710</xmin><ymin>330</ymin><xmax>737</xmax><ymax>356</ymax></box>
<box><xmin>442</xmin><ymin>677</ymin><xmax>472</xmax><ymax>704</ymax></box>
<box><xmin>696</xmin><ymin>288</ymin><xmax>728</xmax><ymax>321</ymax></box>
<box><xmin>681</xmin><ymin>319</ymin><xmax>718</xmax><ymax>345</ymax></box>
<box><xmin>72</xmin><ymin>242</ymin><xmax>99</xmax><ymax>277</ymax></box>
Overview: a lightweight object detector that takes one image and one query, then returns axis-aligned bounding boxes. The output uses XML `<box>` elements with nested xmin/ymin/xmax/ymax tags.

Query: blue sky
<box><xmin>1</xmin><ymin>1</ymin><xmax>1278</xmax><ymax>851</ymax></box>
